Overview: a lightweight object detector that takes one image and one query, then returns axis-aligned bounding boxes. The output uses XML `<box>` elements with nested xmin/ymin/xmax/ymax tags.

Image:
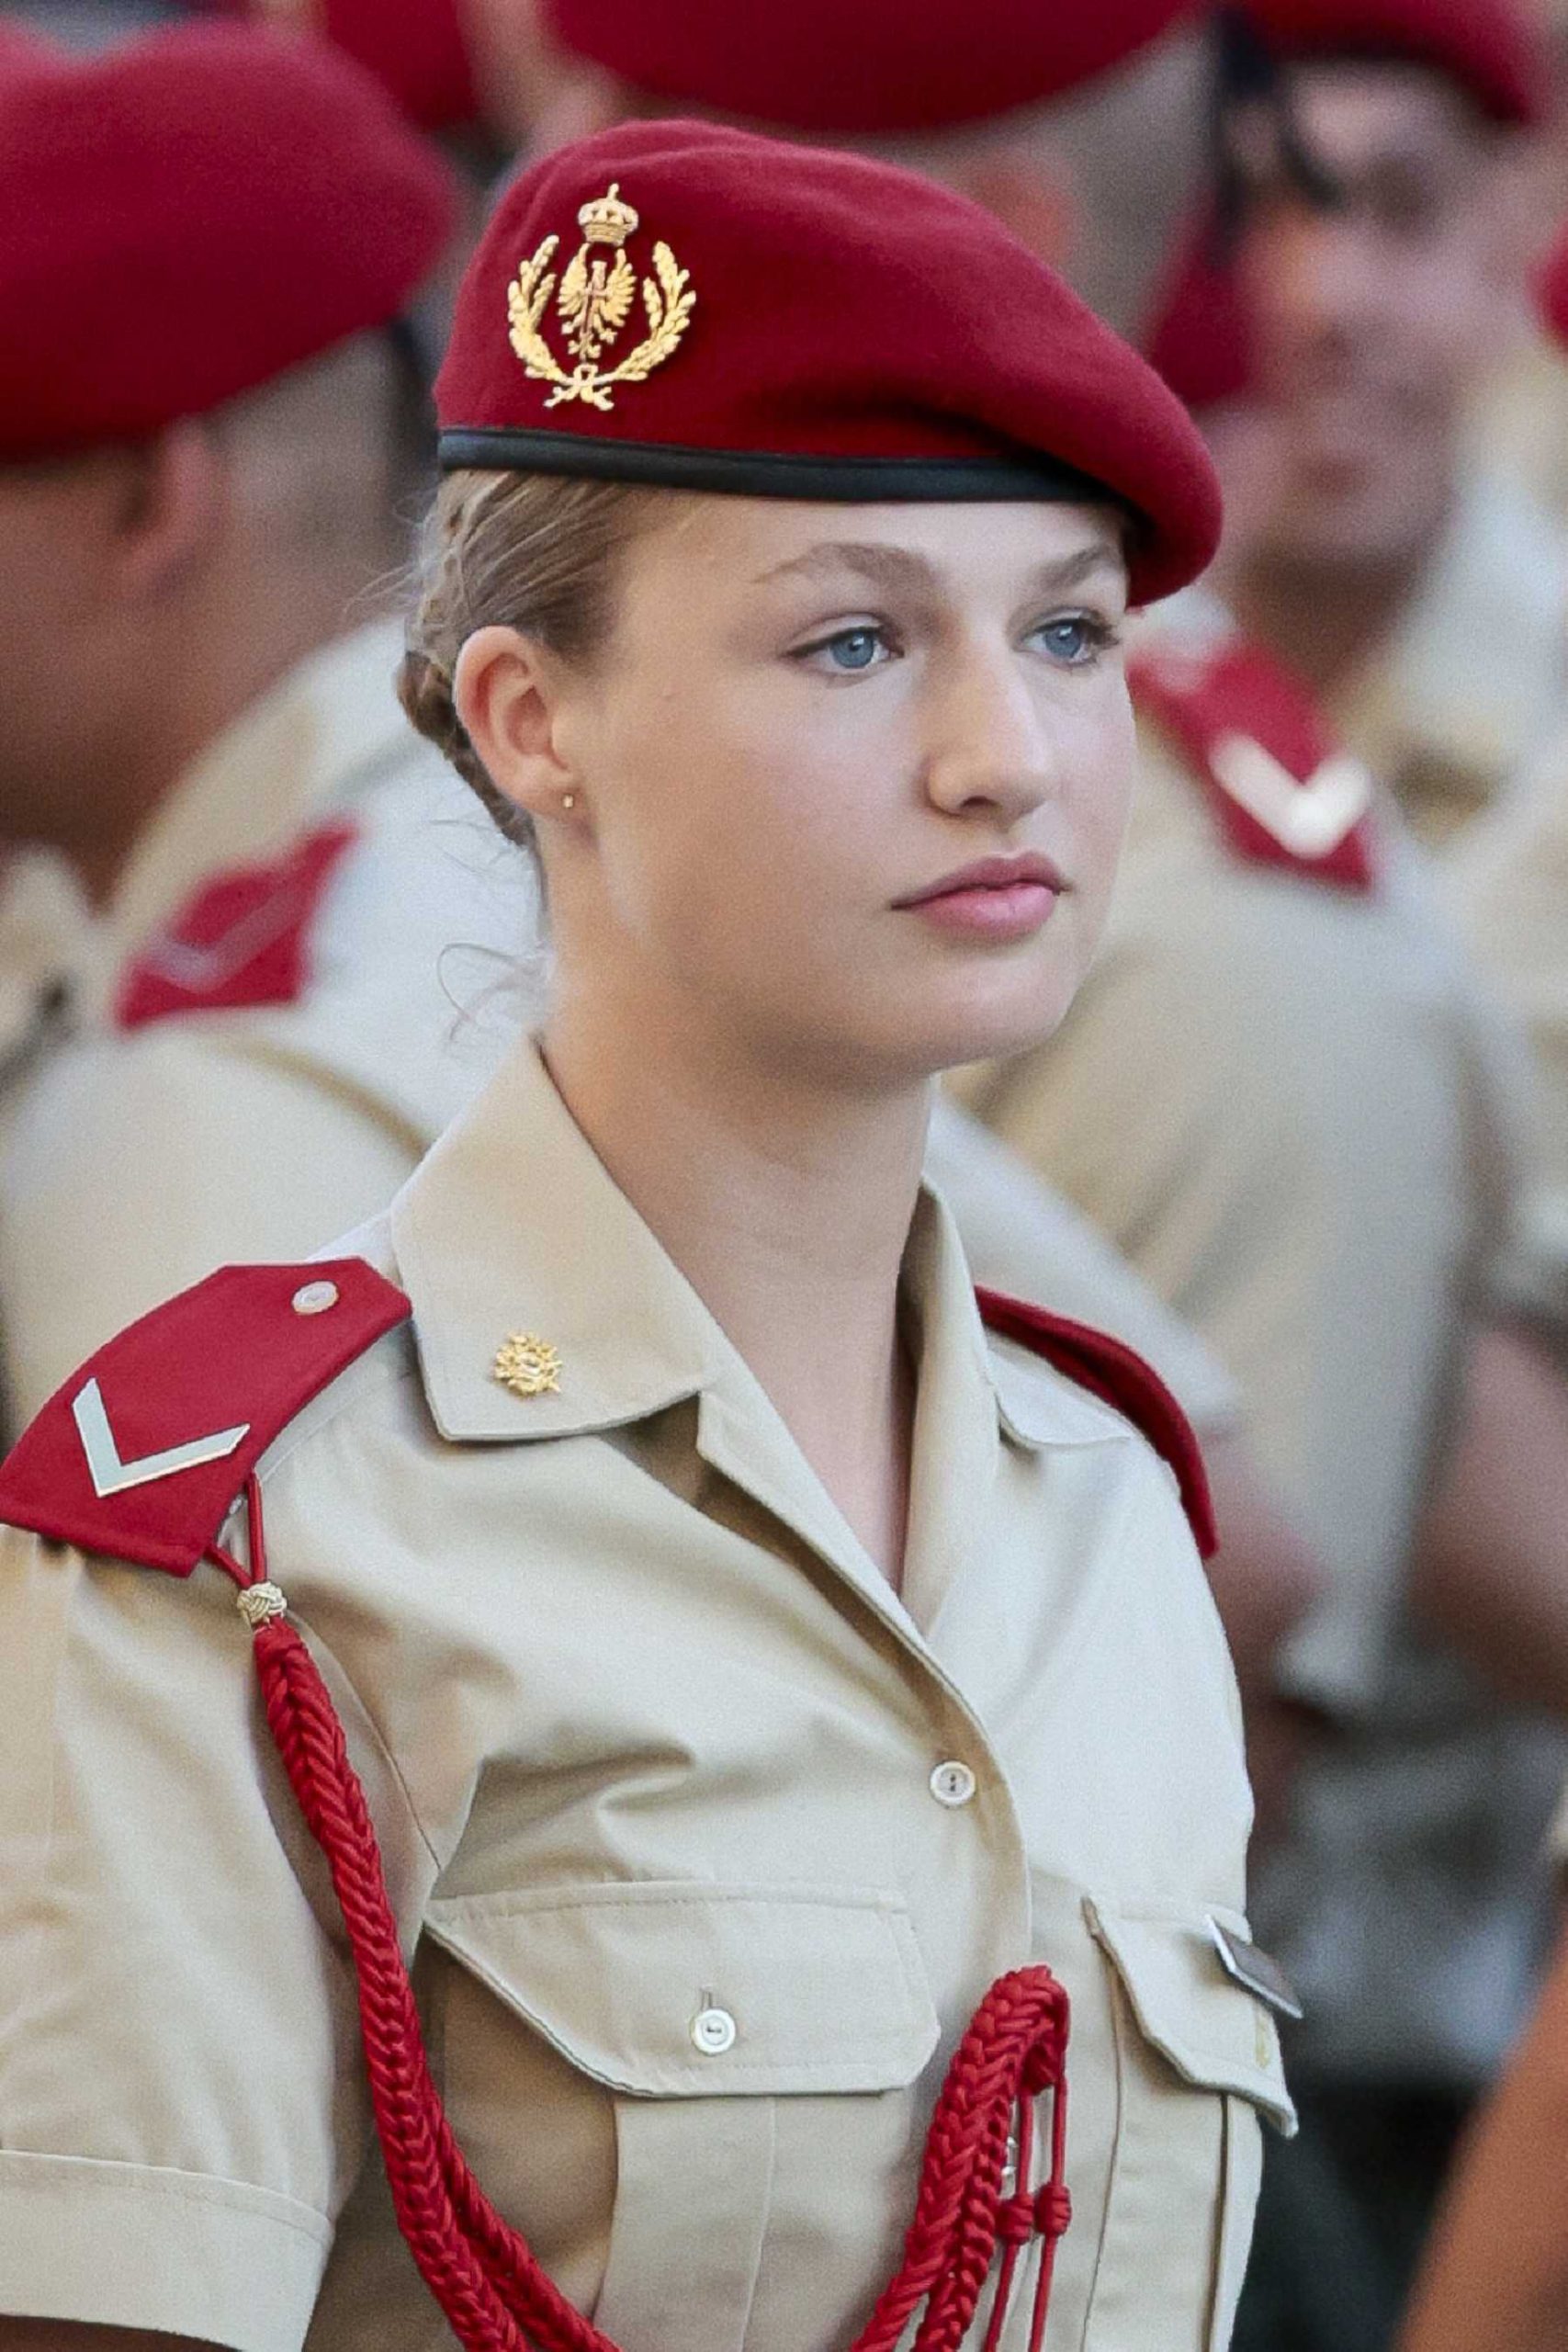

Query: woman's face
<box><xmin>479</xmin><ymin>493</ymin><xmax>1134</xmax><ymax>1089</ymax></box>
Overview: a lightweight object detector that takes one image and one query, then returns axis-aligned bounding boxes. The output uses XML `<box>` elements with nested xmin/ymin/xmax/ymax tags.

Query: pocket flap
<box><xmin>1086</xmin><ymin>1900</ymin><xmax>1297</xmax><ymax>2135</ymax></box>
<box><xmin>424</xmin><ymin>1880</ymin><xmax>941</xmax><ymax>2098</ymax></box>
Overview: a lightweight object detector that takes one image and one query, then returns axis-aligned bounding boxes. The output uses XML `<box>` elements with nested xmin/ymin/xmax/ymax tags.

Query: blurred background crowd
<box><xmin>9</xmin><ymin>0</ymin><xmax>1568</xmax><ymax>2344</ymax></box>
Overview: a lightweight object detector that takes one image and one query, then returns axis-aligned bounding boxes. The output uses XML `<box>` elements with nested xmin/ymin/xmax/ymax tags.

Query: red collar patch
<box><xmin>1130</xmin><ymin>638</ymin><xmax>1380</xmax><ymax>894</ymax></box>
<box><xmin>0</xmin><ymin>1258</ymin><xmax>411</xmax><ymax>1574</ymax></box>
<box><xmin>114</xmin><ymin>819</ymin><xmax>358</xmax><ymax>1029</ymax></box>
<box><xmin>977</xmin><ymin>1286</ymin><xmax>1217</xmax><ymax>1559</ymax></box>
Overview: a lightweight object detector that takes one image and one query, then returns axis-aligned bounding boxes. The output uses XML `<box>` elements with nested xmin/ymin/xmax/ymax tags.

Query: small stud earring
<box><xmin>561</xmin><ymin>792</ymin><xmax>576</xmax><ymax>810</ymax></box>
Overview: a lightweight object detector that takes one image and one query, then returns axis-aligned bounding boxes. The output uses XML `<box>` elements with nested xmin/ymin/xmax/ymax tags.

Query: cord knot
<box><xmin>1035</xmin><ymin>2184</ymin><xmax>1073</xmax><ymax>2239</ymax></box>
<box><xmin>237</xmin><ymin>1580</ymin><xmax>288</xmax><ymax>1631</ymax></box>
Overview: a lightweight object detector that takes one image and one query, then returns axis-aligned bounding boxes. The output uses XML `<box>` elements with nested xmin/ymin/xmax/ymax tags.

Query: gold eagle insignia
<box><xmin>506</xmin><ymin>182</ymin><xmax>696</xmax><ymax>413</ymax></box>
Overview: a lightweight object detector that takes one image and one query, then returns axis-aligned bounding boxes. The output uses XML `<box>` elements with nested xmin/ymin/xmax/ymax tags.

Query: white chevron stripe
<box><xmin>72</xmin><ymin>1378</ymin><xmax>250</xmax><ymax>1498</ymax></box>
<box><xmin>1210</xmin><ymin>733</ymin><xmax>1372</xmax><ymax>859</ymax></box>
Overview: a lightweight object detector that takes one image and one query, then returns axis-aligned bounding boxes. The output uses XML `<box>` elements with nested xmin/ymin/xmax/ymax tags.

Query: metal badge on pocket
<box><xmin>1208</xmin><ymin>1917</ymin><xmax>1304</xmax><ymax>2021</ymax></box>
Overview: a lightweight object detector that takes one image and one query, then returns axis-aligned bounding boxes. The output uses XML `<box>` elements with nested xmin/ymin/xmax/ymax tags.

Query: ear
<box><xmin>106</xmin><ymin>418</ymin><xmax>228</xmax><ymax>605</ymax></box>
<box><xmin>454</xmin><ymin>624</ymin><xmax>584</xmax><ymax>828</ymax></box>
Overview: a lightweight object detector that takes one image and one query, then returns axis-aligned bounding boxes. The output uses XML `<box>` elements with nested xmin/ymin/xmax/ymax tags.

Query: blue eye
<box><xmin>1035</xmin><ymin>614</ymin><xmax>1116</xmax><ymax>665</ymax></box>
<box><xmin>795</xmin><ymin>624</ymin><xmax>893</xmax><ymax>674</ymax></box>
<box><xmin>822</xmin><ymin>627</ymin><xmax>884</xmax><ymax>671</ymax></box>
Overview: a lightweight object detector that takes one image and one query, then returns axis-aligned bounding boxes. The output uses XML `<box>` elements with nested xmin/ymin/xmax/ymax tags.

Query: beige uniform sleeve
<box><xmin>961</xmin><ymin>785</ymin><xmax>1498</xmax><ymax>1713</ymax></box>
<box><xmin>0</xmin><ymin>1527</ymin><xmax>413</xmax><ymax>2350</ymax></box>
<box><xmin>0</xmin><ymin>1026</ymin><xmax>417</xmax><ymax>1425</ymax></box>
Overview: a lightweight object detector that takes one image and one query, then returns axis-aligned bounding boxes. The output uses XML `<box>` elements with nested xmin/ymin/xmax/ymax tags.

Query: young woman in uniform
<box><xmin>0</xmin><ymin>120</ymin><xmax>1294</xmax><ymax>2352</ymax></box>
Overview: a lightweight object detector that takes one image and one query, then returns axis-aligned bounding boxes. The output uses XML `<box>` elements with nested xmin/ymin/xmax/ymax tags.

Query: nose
<box><xmin>921</xmin><ymin>642</ymin><xmax>1060</xmax><ymax>826</ymax></box>
<box><xmin>1269</xmin><ymin>209</ymin><xmax>1382</xmax><ymax>348</ymax></box>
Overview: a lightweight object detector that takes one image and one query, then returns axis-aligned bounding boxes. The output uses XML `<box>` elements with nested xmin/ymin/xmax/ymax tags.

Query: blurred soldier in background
<box><xmin>1212</xmin><ymin>0</ymin><xmax>1565</xmax><ymax>852</ymax></box>
<box><xmin>0</xmin><ymin>22</ymin><xmax>457</xmax><ymax>1160</ymax></box>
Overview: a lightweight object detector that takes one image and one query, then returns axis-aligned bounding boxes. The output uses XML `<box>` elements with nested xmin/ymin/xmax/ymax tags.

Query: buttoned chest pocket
<box><xmin>1084</xmin><ymin>1904</ymin><xmax>1296</xmax><ymax>2352</ymax></box>
<box><xmin>424</xmin><ymin>1881</ymin><xmax>941</xmax><ymax>2352</ymax></box>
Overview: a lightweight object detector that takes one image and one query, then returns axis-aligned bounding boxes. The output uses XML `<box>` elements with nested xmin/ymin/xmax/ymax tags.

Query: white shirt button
<box><xmin>930</xmin><ymin>1759</ymin><xmax>977</xmax><ymax>1808</ymax></box>
<box><xmin>691</xmin><ymin>2006</ymin><xmax>737</xmax><ymax>2055</ymax></box>
<box><xmin>291</xmin><ymin>1280</ymin><xmax>340</xmax><ymax>1317</ymax></box>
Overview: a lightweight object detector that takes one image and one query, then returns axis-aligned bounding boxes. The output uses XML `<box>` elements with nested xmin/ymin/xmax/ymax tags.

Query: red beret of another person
<box><xmin>541</xmin><ymin>0</ymin><xmax>1199</xmax><ymax>136</ymax></box>
<box><xmin>1237</xmin><ymin>0</ymin><xmax>1548</xmax><ymax>128</ymax></box>
<box><xmin>435</xmin><ymin>119</ymin><xmax>1223</xmax><ymax>605</ymax></box>
<box><xmin>214</xmin><ymin>0</ymin><xmax>479</xmax><ymax>130</ymax></box>
<box><xmin>1537</xmin><ymin>223</ymin><xmax>1568</xmax><ymax>349</ymax></box>
<box><xmin>0</xmin><ymin>22</ymin><xmax>460</xmax><ymax>461</ymax></box>
<box><xmin>1145</xmin><ymin>214</ymin><xmax>1256</xmax><ymax>413</ymax></box>
<box><xmin>0</xmin><ymin>20</ymin><xmax>57</xmax><ymax>69</ymax></box>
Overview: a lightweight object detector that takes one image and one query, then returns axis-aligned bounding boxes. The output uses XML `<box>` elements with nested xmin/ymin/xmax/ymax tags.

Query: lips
<box><xmin>896</xmin><ymin>853</ymin><xmax>1066</xmax><ymax>908</ymax></box>
<box><xmin>895</xmin><ymin>852</ymin><xmax>1066</xmax><ymax>945</ymax></box>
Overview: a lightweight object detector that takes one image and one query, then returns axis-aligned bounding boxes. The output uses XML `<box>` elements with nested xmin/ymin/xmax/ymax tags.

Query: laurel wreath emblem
<box><xmin>492</xmin><ymin>1332</ymin><xmax>563</xmax><ymax>1398</ymax></box>
<box><xmin>507</xmin><ymin>220</ymin><xmax>696</xmax><ymax>413</ymax></box>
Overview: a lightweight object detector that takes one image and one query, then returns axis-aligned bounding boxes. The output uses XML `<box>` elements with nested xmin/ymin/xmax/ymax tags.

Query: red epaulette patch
<box><xmin>1129</xmin><ymin>636</ymin><xmax>1379</xmax><ymax>893</ymax></box>
<box><xmin>976</xmin><ymin>1286</ymin><xmax>1217</xmax><ymax>1559</ymax></box>
<box><xmin>114</xmin><ymin>820</ymin><xmax>358</xmax><ymax>1030</ymax></box>
<box><xmin>0</xmin><ymin>1260</ymin><xmax>411</xmax><ymax>1575</ymax></box>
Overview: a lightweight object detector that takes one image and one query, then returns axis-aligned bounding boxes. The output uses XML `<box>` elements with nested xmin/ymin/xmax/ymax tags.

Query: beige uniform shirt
<box><xmin>0</xmin><ymin>667</ymin><xmax>1237</xmax><ymax>1445</ymax></box>
<box><xmin>0</xmin><ymin>614</ymin><xmax>461</xmax><ymax>1255</ymax></box>
<box><xmin>954</xmin><ymin>595</ymin><xmax>1551</xmax><ymax>2085</ymax></box>
<box><xmin>1470</xmin><ymin>333</ymin><xmax>1568</xmax><ymax>533</ymax></box>
<box><xmin>0</xmin><ymin>1037</ymin><xmax>1290</xmax><ymax>2352</ymax></box>
<box><xmin>1331</xmin><ymin>466</ymin><xmax>1568</xmax><ymax>853</ymax></box>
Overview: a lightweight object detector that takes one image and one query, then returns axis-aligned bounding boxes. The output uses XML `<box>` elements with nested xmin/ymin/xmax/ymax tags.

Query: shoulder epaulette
<box><xmin>976</xmin><ymin>1286</ymin><xmax>1217</xmax><ymax>1559</ymax></box>
<box><xmin>1129</xmin><ymin>635</ymin><xmax>1379</xmax><ymax>894</ymax></box>
<box><xmin>114</xmin><ymin>820</ymin><xmax>359</xmax><ymax>1030</ymax></box>
<box><xmin>0</xmin><ymin>1259</ymin><xmax>411</xmax><ymax>1574</ymax></box>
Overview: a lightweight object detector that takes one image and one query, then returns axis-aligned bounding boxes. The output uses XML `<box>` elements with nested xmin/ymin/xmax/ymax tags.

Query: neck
<box><xmin>65</xmin><ymin>556</ymin><xmax>394</xmax><ymax>911</ymax></box>
<box><xmin>541</xmin><ymin>986</ymin><xmax>929</xmax><ymax>1584</ymax></box>
<box><xmin>1220</xmin><ymin>526</ymin><xmax>1441</xmax><ymax>703</ymax></box>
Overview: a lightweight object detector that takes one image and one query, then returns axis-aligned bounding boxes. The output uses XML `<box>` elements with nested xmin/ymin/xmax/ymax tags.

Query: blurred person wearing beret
<box><xmin>0</xmin><ymin>22</ymin><xmax>468</xmax><ymax>1363</ymax></box>
<box><xmin>0</xmin><ymin>112</ymin><xmax>1299</xmax><ymax>2352</ymax></box>
<box><xmin>1208</xmin><ymin>0</ymin><xmax>1565</xmax><ymax>855</ymax></box>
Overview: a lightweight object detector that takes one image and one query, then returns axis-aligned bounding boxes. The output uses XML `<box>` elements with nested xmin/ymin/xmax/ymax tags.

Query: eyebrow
<box><xmin>753</xmin><ymin>535</ymin><xmax>1126</xmax><ymax>598</ymax></box>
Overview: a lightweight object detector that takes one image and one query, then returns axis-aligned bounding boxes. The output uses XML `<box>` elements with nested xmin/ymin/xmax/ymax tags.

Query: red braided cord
<box><xmin>219</xmin><ymin>1502</ymin><xmax>1072</xmax><ymax>2352</ymax></box>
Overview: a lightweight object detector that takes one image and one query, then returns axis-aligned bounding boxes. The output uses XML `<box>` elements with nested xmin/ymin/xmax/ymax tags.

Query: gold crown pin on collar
<box><xmin>507</xmin><ymin>180</ymin><xmax>696</xmax><ymax>414</ymax></box>
<box><xmin>493</xmin><ymin>1332</ymin><xmax>563</xmax><ymax>1399</ymax></box>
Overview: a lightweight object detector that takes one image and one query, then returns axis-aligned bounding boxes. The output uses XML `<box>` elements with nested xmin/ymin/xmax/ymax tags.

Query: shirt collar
<box><xmin>391</xmin><ymin>1035</ymin><xmax>1134</xmax><ymax>1460</ymax></box>
<box><xmin>106</xmin><ymin>616</ymin><xmax>414</xmax><ymax>966</ymax></box>
<box><xmin>389</xmin><ymin>1035</ymin><xmax>720</xmax><ymax>1443</ymax></box>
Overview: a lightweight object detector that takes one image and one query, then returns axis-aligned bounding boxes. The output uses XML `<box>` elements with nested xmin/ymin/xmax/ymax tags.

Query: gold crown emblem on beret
<box><xmin>576</xmin><ymin>182</ymin><xmax>639</xmax><ymax>246</ymax></box>
<box><xmin>507</xmin><ymin>181</ymin><xmax>696</xmax><ymax>414</ymax></box>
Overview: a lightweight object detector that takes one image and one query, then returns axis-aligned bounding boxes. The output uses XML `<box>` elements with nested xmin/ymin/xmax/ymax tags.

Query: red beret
<box><xmin>435</xmin><ymin>120</ymin><xmax>1222</xmax><ymax>605</ymax></box>
<box><xmin>541</xmin><ymin>0</ymin><xmax>1199</xmax><ymax>136</ymax></box>
<box><xmin>0</xmin><ymin>23</ymin><xmax>459</xmax><ymax>460</ymax></box>
<box><xmin>1145</xmin><ymin>215</ymin><xmax>1255</xmax><ymax>412</ymax></box>
<box><xmin>0</xmin><ymin>21</ymin><xmax>56</xmax><ymax>70</ymax></box>
<box><xmin>1237</xmin><ymin>0</ymin><xmax>1547</xmax><ymax>127</ymax></box>
<box><xmin>229</xmin><ymin>0</ymin><xmax>479</xmax><ymax>130</ymax></box>
<box><xmin>1538</xmin><ymin>224</ymin><xmax>1568</xmax><ymax>348</ymax></box>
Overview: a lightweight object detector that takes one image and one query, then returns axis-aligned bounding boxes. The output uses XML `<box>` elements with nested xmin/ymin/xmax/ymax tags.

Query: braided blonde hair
<box><xmin>400</xmin><ymin>469</ymin><xmax>658</xmax><ymax>848</ymax></box>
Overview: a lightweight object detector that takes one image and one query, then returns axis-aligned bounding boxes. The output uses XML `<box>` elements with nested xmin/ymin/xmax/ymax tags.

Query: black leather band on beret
<box><xmin>437</xmin><ymin>425</ymin><xmax>1133</xmax><ymax>510</ymax></box>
